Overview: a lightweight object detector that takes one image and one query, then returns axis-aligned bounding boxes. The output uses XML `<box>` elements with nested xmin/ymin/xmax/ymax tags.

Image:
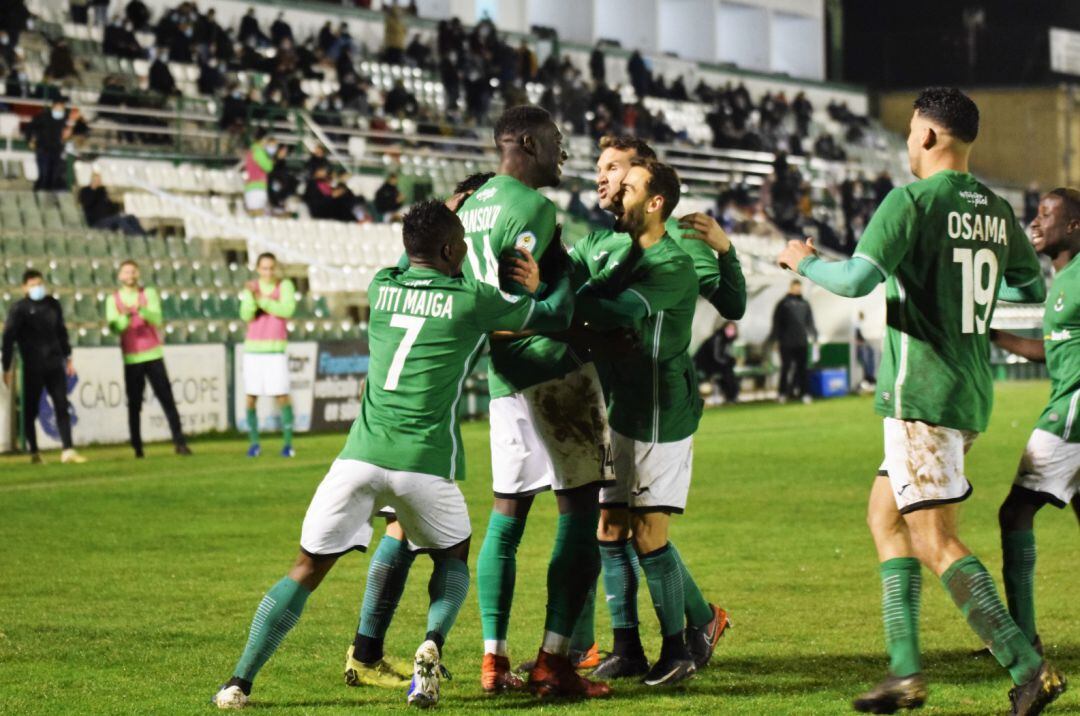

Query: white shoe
<box><xmin>407</xmin><ymin>640</ymin><xmax>441</xmax><ymax>708</ymax></box>
<box><xmin>60</xmin><ymin>449</ymin><xmax>87</xmax><ymax>464</ymax></box>
<box><xmin>212</xmin><ymin>685</ymin><xmax>248</xmax><ymax>710</ymax></box>
<box><xmin>801</xmin><ymin>395</ymin><xmax>813</xmax><ymax>404</ymax></box>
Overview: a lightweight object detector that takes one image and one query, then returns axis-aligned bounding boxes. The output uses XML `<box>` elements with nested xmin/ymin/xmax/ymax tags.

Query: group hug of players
<box><xmin>213</xmin><ymin>87</ymin><xmax>1077</xmax><ymax>715</ymax></box>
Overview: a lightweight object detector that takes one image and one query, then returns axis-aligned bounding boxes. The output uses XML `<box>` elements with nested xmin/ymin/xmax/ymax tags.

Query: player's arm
<box><xmin>678</xmin><ymin>213</ymin><xmax>747</xmax><ymax>319</ymax></box>
<box><xmin>990</xmin><ymin>328</ymin><xmax>1046</xmax><ymax>362</ymax></box>
<box><xmin>576</xmin><ymin>260</ymin><xmax>685</xmax><ymax>330</ymax></box>
<box><xmin>473</xmin><ymin>276</ymin><xmax>572</xmax><ymax>335</ymax></box>
<box><xmin>257</xmin><ymin>279</ymin><xmax>297</xmax><ymax>318</ymax></box>
<box><xmin>499</xmin><ymin>200</ymin><xmax>558</xmax><ymax>296</ymax></box>
<box><xmin>105</xmin><ymin>294</ymin><xmax>130</xmax><ymax>333</ymax></box>
<box><xmin>139</xmin><ymin>288</ymin><xmax>164</xmax><ymax>327</ymax></box>
<box><xmin>239</xmin><ymin>288</ymin><xmax>257</xmax><ymax>321</ymax></box>
<box><xmin>796</xmin><ymin>252</ymin><xmax>883</xmax><ymax>298</ymax></box>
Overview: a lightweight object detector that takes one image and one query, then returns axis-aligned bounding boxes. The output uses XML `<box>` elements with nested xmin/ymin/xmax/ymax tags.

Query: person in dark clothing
<box><xmin>627</xmin><ymin>50</ymin><xmax>649</xmax><ymax>99</ymax></box>
<box><xmin>2</xmin><ymin>270</ymin><xmax>85</xmax><ymax>464</ymax></box>
<box><xmin>373</xmin><ymin>173</ymin><xmax>403</xmax><ymax>217</ymax></box>
<box><xmin>44</xmin><ymin>39</ymin><xmax>80</xmax><ymax>83</ymax></box>
<box><xmin>384</xmin><ymin>80</ymin><xmax>418</xmax><ymax>116</ymax></box>
<box><xmin>270</xmin><ymin>12</ymin><xmax>293</xmax><ymax>47</ymax></box>
<box><xmin>26</xmin><ymin>99</ymin><xmax>71</xmax><ymax>191</ymax></box>
<box><xmin>103</xmin><ymin>17</ymin><xmax>143</xmax><ymax>59</ymax></box>
<box><xmin>589</xmin><ymin>43</ymin><xmax>605</xmax><ymax>84</ymax></box>
<box><xmin>238</xmin><ymin>8</ymin><xmax>267</xmax><ymax>48</ymax></box>
<box><xmin>125</xmin><ymin>0</ymin><xmax>150</xmax><ymax>31</ymax></box>
<box><xmin>267</xmin><ymin>145</ymin><xmax>297</xmax><ymax>212</ymax></box>
<box><xmin>302</xmin><ymin>166</ymin><xmax>336</xmax><ymax>219</ymax></box>
<box><xmin>79</xmin><ymin>172</ymin><xmax>146</xmax><ymax>234</ymax></box>
<box><xmin>148</xmin><ymin>50</ymin><xmax>178</xmax><ymax>96</ymax></box>
<box><xmin>770</xmin><ymin>279</ymin><xmax>817</xmax><ymax>403</ymax></box>
<box><xmin>696</xmin><ymin>320</ymin><xmax>740</xmax><ymax>404</ymax></box>
<box><xmin>197</xmin><ymin>55</ymin><xmax>225</xmax><ymax>96</ymax></box>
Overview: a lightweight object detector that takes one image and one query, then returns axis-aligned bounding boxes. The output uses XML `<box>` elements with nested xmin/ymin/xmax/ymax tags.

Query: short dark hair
<box><xmin>454</xmin><ymin>172</ymin><xmax>495</xmax><ymax>196</ymax></box>
<box><xmin>493</xmin><ymin>105</ymin><xmax>552</xmax><ymax>145</ymax></box>
<box><xmin>255</xmin><ymin>252</ymin><xmax>277</xmax><ymax>265</ymax></box>
<box><xmin>402</xmin><ymin>200</ymin><xmax>462</xmax><ymax>258</ymax></box>
<box><xmin>22</xmin><ymin>269</ymin><xmax>43</xmax><ymax>283</ymax></box>
<box><xmin>629</xmin><ymin>157</ymin><xmax>681</xmax><ymax>220</ymax></box>
<box><xmin>913</xmin><ymin>87</ymin><xmax>979</xmax><ymax>143</ymax></box>
<box><xmin>599</xmin><ymin>135</ymin><xmax>656</xmax><ymax>160</ymax></box>
<box><xmin>1048</xmin><ymin>187</ymin><xmax>1080</xmax><ymax>223</ymax></box>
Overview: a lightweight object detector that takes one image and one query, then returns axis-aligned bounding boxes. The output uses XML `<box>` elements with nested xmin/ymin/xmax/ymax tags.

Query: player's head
<box><xmin>255</xmin><ymin>252</ymin><xmax>278</xmax><ymax>282</ymax></box>
<box><xmin>118</xmin><ymin>260</ymin><xmax>140</xmax><ymax>287</ymax></box>
<box><xmin>907</xmin><ymin>87</ymin><xmax>979</xmax><ymax>179</ymax></box>
<box><xmin>453</xmin><ymin>172</ymin><xmax>495</xmax><ymax>197</ymax></box>
<box><xmin>494</xmin><ymin>105</ymin><xmax>565</xmax><ymax>189</ymax></box>
<box><xmin>789</xmin><ymin>279</ymin><xmax>802</xmax><ymax>295</ymax></box>
<box><xmin>1031</xmin><ymin>187</ymin><xmax>1080</xmax><ymax>258</ymax></box>
<box><xmin>613</xmin><ymin>158</ymin><xmax>680</xmax><ymax>236</ymax></box>
<box><xmin>402</xmin><ymin>200</ymin><xmax>467</xmax><ymax>276</ymax></box>
<box><xmin>596</xmin><ymin>135</ymin><xmax>656</xmax><ymax>211</ymax></box>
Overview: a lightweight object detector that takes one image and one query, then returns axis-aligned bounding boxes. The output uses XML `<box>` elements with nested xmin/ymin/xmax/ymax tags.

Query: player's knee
<box><xmin>288</xmin><ymin>550</ymin><xmax>336</xmax><ymax>590</ymax></box>
<box><xmin>598</xmin><ymin>507</ymin><xmax>630</xmax><ymax>541</ymax></box>
<box><xmin>866</xmin><ymin>504</ymin><xmax>900</xmax><ymax>539</ymax></box>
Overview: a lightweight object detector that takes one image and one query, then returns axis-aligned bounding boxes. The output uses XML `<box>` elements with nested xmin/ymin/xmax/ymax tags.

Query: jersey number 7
<box><xmin>384</xmin><ymin>314</ymin><xmax>426</xmax><ymax>391</ymax></box>
<box><xmin>952</xmin><ymin>247</ymin><xmax>999</xmax><ymax>335</ymax></box>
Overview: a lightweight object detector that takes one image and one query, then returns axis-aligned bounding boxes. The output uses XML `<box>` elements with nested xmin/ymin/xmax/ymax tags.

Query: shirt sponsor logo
<box><xmin>946</xmin><ymin>211</ymin><xmax>1008</xmax><ymax>244</ymax></box>
<box><xmin>1054</xmin><ymin>292</ymin><xmax>1065</xmax><ymax>312</ymax></box>
<box><xmin>514</xmin><ymin>231</ymin><xmax>537</xmax><ymax>252</ymax></box>
<box><xmin>474</xmin><ymin>186</ymin><xmax>497</xmax><ymax>202</ymax></box>
<box><xmin>498</xmin><ymin>290</ymin><xmax>523</xmax><ymax>304</ymax></box>
<box><xmin>458</xmin><ymin>205</ymin><xmax>502</xmax><ymax>234</ymax></box>
<box><xmin>1048</xmin><ymin>329</ymin><xmax>1071</xmax><ymax>341</ymax></box>
<box><xmin>959</xmin><ymin>190</ymin><xmax>988</xmax><ymax>206</ymax></box>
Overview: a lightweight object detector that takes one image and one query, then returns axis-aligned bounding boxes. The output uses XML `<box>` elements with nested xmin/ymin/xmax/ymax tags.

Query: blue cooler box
<box><xmin>810</xmin><ymin>367</ymin><xmax>848</xmax><ymax>398</ymax></box>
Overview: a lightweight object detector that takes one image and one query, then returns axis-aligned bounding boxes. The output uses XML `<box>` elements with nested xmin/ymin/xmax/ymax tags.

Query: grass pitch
<box><xmin>1</xmin><ymin>381</ymin><xmax>1077</xmax><ymax>715</ymax></box>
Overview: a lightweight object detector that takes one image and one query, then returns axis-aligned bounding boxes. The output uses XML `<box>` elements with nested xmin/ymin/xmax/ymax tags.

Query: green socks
<box><xmin>599</xmin><ymin>538</ymin><xmax>640</xmax><ymax>630</ymax></box>
<box><xmin>357</xmin><ymin>536</ymin><xmax>416</xmax><ymax>641</ymax></box>
<box><xmin>941</xmin><ymin>555</ymin><xmax>1043</xmax><ymax>685</ymax></box>
<box><xmin>570</xmin><ymin>582</ymin><xmax>597</xmax><ymax>653</ymax></box>
<box><xmin>477</xmin><ymin>511</ymin><xmax>526</xmax><ymax>654</ymax></box>
<box><xmin>1002</xmin><ymin>530</ymin><xmax>1038</xmax><ymax>643</ymax></box>
<box><xmin>880</xmin><ymin>557</ymin><xmax>922</xmax><ymax>677</ymax></box>
<box><xmin>281</xmin><ymin>404</ymin><xmax>294</xmax><ymax>447</ymax></box>
<box><xmin>233</xmin><ymin>577</ymin><xmax>311</xmax><ymax>683</ymax></box>
<box><xmin>246</xmin><ymin>407</ymin><xmax>259</xmax><ymax>445</ymax></box>
<box><xmin>671</xmin><ymin>543</ymin><xmax>713</xmax><ymax>629</ymax></box>
<box><xmin>426</xmin><ymin>557</ymin><xmax>471</xmax><ymax>642</ymax></box>
<box><xmin>639</xmin><ymin>543</ymin><xmax>685</xmax><ymax>638</ymax></box>
<box><xmin>542</xmin><ymin>509</ymin><xmax>600</xmax><ymax>655</ymax></box>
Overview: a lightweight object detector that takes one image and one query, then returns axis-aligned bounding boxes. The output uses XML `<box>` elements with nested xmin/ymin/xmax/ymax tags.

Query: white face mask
<box><xmin>51</xmin><ymin>109</ymin><xmax>64</xmax><ymax>120</ymax></box>
<box><xmin>28</xmin><ymin>285</ymin><xmax>46</xmax><ymax>301</ymax></box>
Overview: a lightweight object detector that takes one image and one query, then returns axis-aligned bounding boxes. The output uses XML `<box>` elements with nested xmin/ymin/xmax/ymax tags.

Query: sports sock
<box><xmin>1002</xmin><ymin>530</ymin><xmax>1038</xmax><ymax>644</ymax></box>
<box><xmin>233</xmin><ymin>576</ymin><xmax>311</xmax><ymax>684</ymax></box>
<box><xmin>638</xmin><ymin>543</ymin><xmax>689</xmax><ymax>660</ymax></box>
<box><xmin>879</xmin><ymin>557</ymin><xmax>921</xmax><ymax>677</ymax></box>
<box><xmin>477</xmin><ymin>511</ymin><xmax>526</xmax><ymax>655</ymax></box>
<box><xmin>941</xmin><ymin>555</ymin><xmax>1043</xmax><ymax>685</ymax></box>
<box><xmin>426</xmin><ymin>557</ymin><xmax>470</xmax><ymax>644</ymax></box>
<box><xmin>354</xmin><ymin>535</ymin><xmax>416</xmax><ymax>663</ymax></box>
<box><xmin>542</xmin><ymin>509</ymin><xmax>600</xmax><ymax>655</ymax></box>
<box><xmin>670</xmin><ymin>543</ymin><xmax>713</xmax><ymax>629</ymax></box>
<box><xmin>569</xmin><ymin>581</ymin><xmax>597</xmax><ymax>653</ymax></box>
<box><xmin>600</xmin><ymin>538</ymin><xmax>645</xmax><ymax>658</ymax></box>
<box><xmin>246</xmin><ymin>407</ymin><xmax>259</xmax><ymax>445</ymax></box>
<box><xmin>281</xmin><ymin>404</ymin><xmax>294</xmax><ymax>447</ymax></box>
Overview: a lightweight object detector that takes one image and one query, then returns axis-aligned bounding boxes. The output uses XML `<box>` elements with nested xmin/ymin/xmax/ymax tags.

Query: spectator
<box><xmin>0</xmin><ymin>30</ymin><xmax>16</xmax><ymax>68</ymax></box>
<box><xmin>70</xmin><ymin>0</ymin><xmax>90</xmax><ymax>24</ymax></box>
<box><xmin>854</xmin><ymin>310</ymin><xmax>876</xmax><ymax>391</ymax></box>
<box><xmin>696</xmin><ymin>321</ymin><xmax>740</xmax><ymax>405</ymax></box>
<box><xmin>374</xmin><ymin>173</ymin><xmax>404</xmax><ymax>217</ymax></box>
<box><xmin>304</xmin><ymin>142</ymin><xmax>330</xmax><ymax>179</ymax></box>
<box><xmin>79</xmin><ymin>172</ymin><xmax>146</xmax><ymax>234</ymax></box>
<box><xmin>267</xmin><ymin>145</ymin><xmax>297</xmax><ymax>213</ymax></box>
<box><xmin>44</xmin><ymin>39</ymin><xmax>80</xmax><ymax>84</ymax></box>
<box><xmin>382</xmin><ymin>1</ymin><xmax>406</xmax><ymax>65</ymax></box>
<box><xmin>148</xmin><ymin>48</ymin><xmax>178</xmax><ymax>96</ymax></box>
<box><xmin>627</xmin><ymin>50</ymin><xmax>649</xmax><ymax>99</ymax></box>
<box><xmin>270</xmin><ymin>12</ymin><xmax>293</xmax><ymax>47</ymax></box>
<box><xmin>6</xmin><ymin>60</ymin><xmax>36</xmax><ymax>99</ymax></box>
<box><xmin>793</xmin><ymin>91</ymin><xmax>813</xmax><ymax>138</ymax></box>
<box><xmin>872</xmin><ymin>170</ymin><xmax>893</xmax><ymax>206</ymax></box>
<box><xmin>2</xmin><ymin>269</ymin><xmax>86</xmax><ymax>464</ymax></box>
<box><xmin>384</xmin><ymin>80</ymin><xmax>418</xmax><ymax>116</ymax></box>
<box><xmin>103</xmin><ymin>16</ymin><xmax>142</xmax><ymax>59</ymax></box>
<box><xmin>26</xmin><ymin>98</ymin><xmax>71</xmax><ymax>192</ymax></box>
<box><xmin>243</xmin><ymin>129</ymin><xmax>276</xmax><ymax>215</ymax></box>
<box><xmin>125</xmin><ymin>0</ymin><xmax>150</xmax><ymax>31</ymax></box>
<box><xmin>589</xmin><ymin>42</ymin><xmax>605</xmax><ymax>84</ymax></box>
<box><xmin>238</xmin><ymin>7</ymin><xmax>267</xmax><ymax>48</ymax></box>
<box><xmin>770</xmin><ymin>279</ymin><xmax>817</xmax><ymax>404</ymax></box>
<box><xmin>197</xmin><ymin>55</ymin><xmax>225</xmax><ymax>95</ymax></box>
<box><xmin>219</xmin><ymin>83</ymin><xmax>249</xmax><ymax>131</ymax></box>
<box><xmin>406</xmin><ymin>33</ymin><xmax>430</xmax><ymax>68</ymax></box>
<box><xmin>302</xmin><ymin>165</ymin><xmax>335</xmax><ymax>219</ymax></box>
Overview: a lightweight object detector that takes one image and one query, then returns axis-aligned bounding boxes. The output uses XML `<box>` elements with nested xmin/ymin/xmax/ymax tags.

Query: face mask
<box><xmin>265</xmin><ymin>143</ymin><xmax>278</xmax><ymax>154</ymax></box>
<box><xmin>51</xmin><ymin>109</ymin><xmax>64</xmax><ymax>120</ymax></box>
<box><xmin>28</xmin><ymin>285</ymin><xmax>46</xmax><ymax>301</ymax></box>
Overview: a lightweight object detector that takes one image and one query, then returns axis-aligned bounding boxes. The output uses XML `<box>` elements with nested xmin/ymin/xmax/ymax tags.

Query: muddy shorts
<box><xmin>878</xmin><ymin>417</ymin><xmax>978</xmax><ymax>514</ymax></box>
<box><xmin>489</xmin><ymin>362</ymin><xmax>614</xmax><ymax>497</ymax></box>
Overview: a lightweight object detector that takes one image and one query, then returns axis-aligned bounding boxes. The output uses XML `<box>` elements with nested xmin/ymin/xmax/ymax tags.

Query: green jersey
<box><xmin>456</xmin><ymin>174</ymin><xmax>580</xmax><ymax>397</ymax></box>
<box><xmin>1036</xmin><ymin>255</ymin><xmax>1080</xmax><ymax>441</ymax></box>
<box><xmin>853</xmin><ymin>171</ymin><xmax>1043</xmax><ymax>432</ymax></box>
<box><xmin>339</xmin><ymin>266</ymin><xmax>543</xmax><ymax>480</ymax></box>
<box><xmin>577</xmin><ymin>234</ymin><xmax>702</xmax><ymax>442</ymax></box>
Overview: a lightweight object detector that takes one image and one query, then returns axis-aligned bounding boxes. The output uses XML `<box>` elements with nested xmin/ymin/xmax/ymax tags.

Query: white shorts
<box><xmin>606</xmin><ymin>429</ymin><xmax>694</xmax><ymax>513</ymax></box>
<box><xmin>243</xmin><ymin>352</ymin><xmax>290</xmax><ymax>396</ymax></box>
<box><xmin>879</xmin><ymin>417</ymin><xmax>978</xmax><ymax>514</ymax></box>
<box><xmin>244</xmin><ymin>188</ymin><xmax>268</xmax><ymax>212</ymax></box>
<box><xmin>1014</xmin><ymin>429</ymin><xmax>1080</xmax><ymax>507</ymax></box>
<box><xmin>300</xmin><ymin>459</ymin><xmax>470</xmax><ymax>555</ymax></box>
<box><xmin>489</xmin><ymin>362</ymin><xmax>613</xmax><ymax>497</ymax></box>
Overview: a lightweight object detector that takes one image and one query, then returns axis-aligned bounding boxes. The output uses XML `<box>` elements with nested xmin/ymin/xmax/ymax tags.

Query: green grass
<box><xmin>1</xmin><ymin>381</ymin><xmax>1077</xmax><ymax>715</ymax></box>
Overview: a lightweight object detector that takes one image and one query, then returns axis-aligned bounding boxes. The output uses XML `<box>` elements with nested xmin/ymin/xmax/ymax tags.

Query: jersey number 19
<box><xmin>952</xmin><ymin>247</ymin><xmax>999</xmax><ymax>334</ymax></box>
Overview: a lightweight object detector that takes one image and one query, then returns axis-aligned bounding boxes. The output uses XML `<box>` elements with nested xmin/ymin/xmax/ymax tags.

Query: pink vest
<box><xmin>244</xmin><ymin>146</ymin><xmax>269</xmax><ymax>187</ymax></box>
<box><xmin>115</xmin><ymin>289</ymin><xmax>162</xmax><ymax>355</ymax></box>
<box><xmin>246</xmin><ymin>281</ymin><xmax>288</xmax><ymax>342</ymax></box>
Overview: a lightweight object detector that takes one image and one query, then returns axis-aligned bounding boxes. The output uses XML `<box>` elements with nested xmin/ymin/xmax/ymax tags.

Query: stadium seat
<box><xmin>172</xmin><ymin>262</ymin><xmax>195</xmax><ymax>286</ymax></box>
<box><xmin>153</xmin><ymin>261</ymin><xmax>175</xmax><ymax>287</ymax></box>
<box><xmin>74</xmin><ymin>291</ymin><xmax>101</xmax><ymax>322</ymax></box>
<box><xmin>201</xmin><ymin>291</ymin><xmax>224</xmax><ymax>318</ymax></box>
<box><xmin>71</xmin><ymin>261</ymin><xmax>94</xmax><ymax>288</ymax></box>
<box><xmin>44</xmin><ymin>234</ymin><xmax>68</xmax><ymax>255</ymax></box>
<box><xmin>187</xmin><ymin>321</ymin><xmax>209</xmax><ymax>343</ymax></box>
<box><xmin>164</xmin><ymin>322</ymin><xmax>188</xmax><ymax>344</ymax></box>
<box><xmin>92</xmin><ymin>261</ymin><xmax>117</xmax><ymax>286</ymax></box>
<box><xmin>48</xmin><ymin>261</ymin><xmax>72</xmax><ymax>286</ymax></box>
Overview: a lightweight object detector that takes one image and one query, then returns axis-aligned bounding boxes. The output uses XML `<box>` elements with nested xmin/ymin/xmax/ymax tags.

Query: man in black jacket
<box><xmin>26</xmin><ymin>99</ymin><xmax>70</xmax><ymax>191</ymax></box>
<box><xmin>2</xmin><ymin>270</ymin><xmax>86</xmax><ymax>464</ymax></box>
<box><xmin>770</xmin><ymin>279</ymin><xmax>817</xmax><ymax>403</ymax></box>
<box><xmin>79</xmin><ymin>171</ymin><xmax>146</xmax><ymax>234</ymax></box>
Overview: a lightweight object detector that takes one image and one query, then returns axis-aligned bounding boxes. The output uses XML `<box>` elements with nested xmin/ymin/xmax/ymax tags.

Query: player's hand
<box><xmin>245</xmin><ymin>280</ymin><xmax>259</xmax><ymax>295</ymax></box>
<box><xmin>2</xmin><ymin>370</ymin><xmax>12</xmax><ymax>390</ymax></box>
<box><xmin>678</xmin><ymin>213</ymin><xmax>732</xmax><ymax>254</ymax></box>
<box><xmin>777</xmin><ymin>237</ymin><xmax>817</xmax><ymax>272</ymax></box>
<box><xmin>65</xmin><ymin>359</ymin><xmax>76</xmax><ymax>378</ymax></box>
<box><xmin>444</xmin><ymin>191</ymin><xmax>468</xmax><ymax>213</ymax></box>
<box><xmin>506</xmin><ymin>247</ymin><xmax>540</xmax><ymax>294</ymax></box>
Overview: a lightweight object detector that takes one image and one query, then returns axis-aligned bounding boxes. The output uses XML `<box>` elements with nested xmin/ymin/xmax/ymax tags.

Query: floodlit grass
<box><xmin>1</xmin><ymin>381</ymin><xmax>1077</xmax><ymax>714</ymax></box>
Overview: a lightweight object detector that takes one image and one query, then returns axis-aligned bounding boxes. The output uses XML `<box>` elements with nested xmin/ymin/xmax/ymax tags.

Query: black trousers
<box><xmin>34</xmin><ymin>150</ymin><xmax>66</xmax><ymax>191</ymax></box>
<box><xmin>23</xmin><ymin>361</ymin><xmax>73</xmax><ymax>452</ymax></box>
<box><xmin>778</xmin><ymin>344</ymin><xmax>810</xmax><ymax>399</ymax></box>
<box><xmin>125</xmin><ymin>358</ymin><xmax>185</xmax><ymax>452</ymax></box>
